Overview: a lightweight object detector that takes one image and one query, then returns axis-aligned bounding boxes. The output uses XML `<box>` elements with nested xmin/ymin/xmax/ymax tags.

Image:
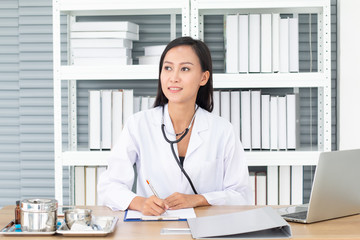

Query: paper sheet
<box><xmin>125</xmin><ymin>208</ymin><xmax>196</xmax><ymax>220</ymax></box>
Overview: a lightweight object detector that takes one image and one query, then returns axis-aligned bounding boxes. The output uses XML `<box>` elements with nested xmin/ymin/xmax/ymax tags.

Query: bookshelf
<box><xmin>53</xmin><ymin>0</ymin><xmax>331</xmax><ymax>205</ymax></box>
<box><xmin>53</xmin><ymin>0</ymin><xmax>190</xmax><ymax>205</ymax></box>
<box><xmin>191</xmin><ymin>0</ymin><xmax>331</xmax><ymax>157</ymax></box>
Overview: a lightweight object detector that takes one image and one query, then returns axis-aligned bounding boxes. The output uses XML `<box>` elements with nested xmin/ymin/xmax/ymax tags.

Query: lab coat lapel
<box><xmin>185</xmin><ymin>108</ymin><xmax>208</xmax><ymax>159</ymax></box>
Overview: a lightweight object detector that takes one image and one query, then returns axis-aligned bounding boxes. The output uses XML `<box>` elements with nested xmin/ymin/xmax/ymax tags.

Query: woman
<box><xmin>98</xmin><ymin>36</ymin><xmax>252</xmax><ymax>215</ymax></box>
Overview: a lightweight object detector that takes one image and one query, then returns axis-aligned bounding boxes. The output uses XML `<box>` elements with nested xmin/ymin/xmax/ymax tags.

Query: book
<box><xmin>89</xmin><ymin>90</ymin><xmax>101</xmax><ymax>150</ymax></box>
<box><xmin>141</xmin><ymin>96</ymin><xmax>150</xmax><ymax>111</ymax></box>
<box><xmin>85</xmin><ymin>166</ymin><xmax>97</xmax><ymax>206</ymax></box>
<box><xmin>123</xmin><ymin>89</ymin><xmax>134</xmax><ymax>126</ymax></box>
<box><xmin>261</xmin><ymin>14</ymin><xmax>272</xmax><ymax>73</ymax></box>
<box><xmin>74</xmin><ymin>166</ymin><xmax>85</xmax><ymax>206</ymax></box>
<box><xmin>267</xmin><ymin>166</ymin><xmax>279</xmax><ymax>205</ymax></box>
<box><xmin>101</xmin><ymin>90</ymin><xmax>112</xmax><ymax>150</ymax></box>
<box><xmin>261</xmin><ymin>95</ymin><xmax>270</xmax><ymax>150</ymax></box>
<box><xmin>289</xmin><ymin>17</ymin><xmax>299</xmax><ymax>72</ymax></box>
<box><xmin>286</xmin><ymin>94</ymin><xmax>299</xmax><ymax>149</ymax></box>
<box><xmin>144</xmin><ymin>45</ymin><xmax>166</xmax><ymax>56</ymax></box>
<box><xmin>255</xmin><ymin>171</ymin><xmax>267</xmax><ymax>205</ymax></box>
<box><xmin>138</xmin><ymin>55</ymin><xmax>160</xmax><ymax>65</ymax></box>
<box><xmin>225</xmin><ymin>15</ymin><xmax>239</xmax><ymax>73</ymax></box>
<box><xmin>230</xmin><ymin>90</ymin><xmax>241</xmax><ymax>138</ymax></box>
<box><xmin>249</xmin><ymin>172</ymin><xmax>256</xmax><ymax>205</ymax></box>
<box><xmin>220</xmin><ymin>90</ymin><xmax>230</xmax><ymax>122</ymax></box>
<box><xmin>270</xmin><ymin>96</ymin><xmax>278</xmax><ymax>150</ymax></box>
<box><xmin>251</xmin><ymin>90</ymin><xmax>261</xmax><ymax>149</ymax></box>
<box><xmin>112</xmin><ymin>90</ymin><xmax>123</xmax><ymax>147</ymax></box>
<box><xmin>73</xmin><ymin>57</ymin><xmax>132</xmax><ymax>66</ymax></box>
<box><xmin>96</xmin><ymin>166</ymin><xmax>107</xmax><ymax>206</ymax></box>
<box><xmin>279</xmin><ymin>166</ymin><xmax>291</xmax><ymax>205</ymax></box>
<box><xmin>279</xmin><ymin>18</ymin><xmax>289</xmax><ymax>73</ymax></box>
<box><xmin>249</xmin><ymin>14</ymin><xmax>260</xmax><ymax>73</ymax></box>
<box><xmin>238</xmin><ymin>14</ymin><xmax>249</xmax><ymax>73</ymax></box>
<box><xmin>241</xmin><ymin>90</ymin><xmax>251</xmax><ymax>149</ymax></box>
<box><xmin>272</xmin><ymin>13</ymin><xmax>280</xmax><ymax>72</ymax></box>
<box><xmin>71</xmin><ymin>21</ymin><xmax>139</xmax><ymax>33</ymax></box>
<box><xmin>277</xmin><ymin>96</ymin><xmax>287</xmax><ymax>150</ymax></box>
<box><xmin>133</xmin><ymin>96</ymin><xmax>141</xmax><ymax>113</ymax></box>
<box><xmin>291</xmin><ymin>166</ymin><xmax>303</xmax><ymax>205</ymax></box>
<box><xmin>71</xmin><ymin>31</ymin><xmax>139</xmax><ymax>40</ymax></box>
<box><xmin>148</xmin><ymin>97</ymin><xmax>156</xmax><ymax>109</ymax></box>
<box><xmin>71</xmin><ymin>38</ymin><xmax>133</xmax><ymax>48</ymax></box>
<box><xmin>72</xmin><ymin>48</ymin><xmax>132</xmax><ymax>58</ymax></box>
<box><xmin>213</xmin><ymin>90</ymin><xmax>220</xmax><ymax>116</ymax></box>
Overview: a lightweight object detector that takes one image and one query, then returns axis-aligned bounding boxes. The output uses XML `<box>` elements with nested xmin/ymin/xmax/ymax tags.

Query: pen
<box><xmin>1</xmin><ymin>220</ymin><xmax>14</xmax><ymax>232</ymax></box>
<box><xmin>146</xmin><ymin>179</ymin><xmax>160</xmax><ymax>198</ymax></box>
<box><xmin>146</xmin><ymin>179</ymin><xmax>168</xmax><ymax>214</ymax></box>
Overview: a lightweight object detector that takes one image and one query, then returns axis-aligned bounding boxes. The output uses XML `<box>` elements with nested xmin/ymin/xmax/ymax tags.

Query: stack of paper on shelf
<box><xmin>137</xmin><ymin>45</ymin><xmax>166</xmax><ymax>65</ymax></box>
<box><xmin>70</xmin><ymin>21</ymin><xmax>139</xmax><ymax>66</ymax></box>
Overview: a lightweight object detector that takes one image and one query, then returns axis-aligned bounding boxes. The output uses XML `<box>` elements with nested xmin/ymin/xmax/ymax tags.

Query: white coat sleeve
<box><xmin>201</xmin><ymin>126</ymin><xmax>253</xmax><ymax>205</ymax></box>
<box><xmin>97</xmin><ymin>120</ymin><xmax>138</xmax><ymax>211</ymax></box>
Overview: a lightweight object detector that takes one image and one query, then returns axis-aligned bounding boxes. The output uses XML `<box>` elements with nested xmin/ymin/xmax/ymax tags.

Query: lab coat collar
<box><xmin>154</xmin><ymin>104</ymin><xmax>209</xmax><ymax>159</ymax></box>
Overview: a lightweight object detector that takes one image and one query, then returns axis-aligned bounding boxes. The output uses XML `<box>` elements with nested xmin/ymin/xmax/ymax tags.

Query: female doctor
<box><xmin>97</xmin><ymin>36</ymin><xmax>252</xmax><ymax>215</ymax></box>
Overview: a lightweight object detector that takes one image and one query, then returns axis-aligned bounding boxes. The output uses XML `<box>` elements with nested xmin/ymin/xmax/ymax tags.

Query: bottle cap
<box><xmin>15</xmin><ymin>224</ymin><xmax>21</xmax><ymax>229</ymax></box>
<box><xmin>16</xmin><ymin>200</ymin><xmax>20</xmax><ymax>206</ymax></box>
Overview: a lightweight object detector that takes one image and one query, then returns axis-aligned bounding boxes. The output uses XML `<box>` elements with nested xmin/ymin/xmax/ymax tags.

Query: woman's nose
<box><xmin>169</xmin><ymin>70</ymin><xmax>180</xmax><ymax>82</ymax></box>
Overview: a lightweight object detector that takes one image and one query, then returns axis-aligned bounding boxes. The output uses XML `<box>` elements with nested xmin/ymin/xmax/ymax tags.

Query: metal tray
<box><xmin>56</xmin><ymin>216</ymin><xmax>118</xmax><ymax>237</ymax></box>
<box><xmin>0</xmin><ymin>230</ymin><xmax>56</xmax><ymax>236</ymax></box>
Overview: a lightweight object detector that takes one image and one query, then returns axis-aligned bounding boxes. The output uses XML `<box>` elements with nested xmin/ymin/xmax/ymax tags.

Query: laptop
<box><xmin>279</xmin><ymin>149</ymin><xmax>360</xmax><ymax>223</ymax></box>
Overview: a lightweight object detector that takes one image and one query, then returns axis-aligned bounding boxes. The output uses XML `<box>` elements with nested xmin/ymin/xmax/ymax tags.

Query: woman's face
<box><xmin>160</xmin><ymin>45</ymin><xmax>209</xmax><ymax>106</ymax></box>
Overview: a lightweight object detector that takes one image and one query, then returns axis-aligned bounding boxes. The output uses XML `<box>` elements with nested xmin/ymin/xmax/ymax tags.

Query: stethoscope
<box><xmin>161</xmin><ymin>105</ymin><xmax>199</xmax><ymax>194</ymax></box>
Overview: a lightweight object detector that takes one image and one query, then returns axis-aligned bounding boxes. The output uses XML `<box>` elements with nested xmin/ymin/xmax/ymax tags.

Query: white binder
<box><xmin>188</xmin><ymin>207</ymin><xmax>292</xmax><ymax>239</ymax></box>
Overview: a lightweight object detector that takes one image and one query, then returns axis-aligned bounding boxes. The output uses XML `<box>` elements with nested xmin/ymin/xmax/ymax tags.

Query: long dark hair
<box><xmin>153</xmin><ymin>36</ymin><xmax>213</xmax><ymax>112</ymax></box>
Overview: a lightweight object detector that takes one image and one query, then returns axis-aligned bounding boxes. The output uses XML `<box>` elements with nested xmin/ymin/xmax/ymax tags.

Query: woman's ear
<box><xmin>200</xmin><ymin>71</ymin><xmax>210</xmax><ymax>86</ymax></box>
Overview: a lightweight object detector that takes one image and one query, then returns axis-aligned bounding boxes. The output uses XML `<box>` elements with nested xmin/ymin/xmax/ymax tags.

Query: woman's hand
<box><xmin>164</xmin><ymin>192</ymin><xmax>209</xmax><ymax>210</ymax></box>
<box><xmin>129</xmin><ymin>196</ymin><xmax>169</xmax><ymax>216</ymax></box>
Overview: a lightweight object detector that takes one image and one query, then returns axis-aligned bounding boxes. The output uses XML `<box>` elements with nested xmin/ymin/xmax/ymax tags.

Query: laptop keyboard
<box><xmin>282</xmin><ymin>211</ymin><xmax>308</xmax><ymax>220</ymax></box>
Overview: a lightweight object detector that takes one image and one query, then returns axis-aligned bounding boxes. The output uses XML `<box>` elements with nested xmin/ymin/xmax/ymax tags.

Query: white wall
<box><xmin>338</xmin><ymin>0</ymin><xmax>360</xmax><ymax>150</ymax></box>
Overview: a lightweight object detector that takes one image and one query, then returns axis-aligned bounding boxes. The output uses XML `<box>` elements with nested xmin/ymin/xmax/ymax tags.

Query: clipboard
<box><xmin>124</xmin><ymin>208</ymin><xmax>196</xmax><ymax>222</ymax></box>
<box><xmin>187</xmin><ymin>207</ymin><xmax>292</xmax><ymax>239</ymax></box>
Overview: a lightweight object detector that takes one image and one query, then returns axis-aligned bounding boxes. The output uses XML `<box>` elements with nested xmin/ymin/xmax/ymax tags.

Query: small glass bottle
<box><xmin>15</xmin><ymin>200</ymin><xmax>21</xmax><ymax>225</ymax></box>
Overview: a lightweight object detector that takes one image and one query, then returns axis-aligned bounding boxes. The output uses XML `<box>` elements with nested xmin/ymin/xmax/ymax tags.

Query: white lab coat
<box><xmin>97</xmin><ymin>104</ymin><xmax>252</xmax><ymax>211</ymax></box>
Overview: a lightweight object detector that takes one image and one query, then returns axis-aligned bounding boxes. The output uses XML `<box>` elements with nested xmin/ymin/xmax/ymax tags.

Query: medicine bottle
<box><xmin>15</xmin><ymin>200</ymin><xmax>21</xmax><ymax>225</ymax></box>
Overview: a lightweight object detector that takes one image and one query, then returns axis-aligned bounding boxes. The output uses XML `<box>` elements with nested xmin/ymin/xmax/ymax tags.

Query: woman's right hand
<box><xmin>129</xmin><ymin>196</ymin><xmax>169</xmax><ymax>216</ymax></box>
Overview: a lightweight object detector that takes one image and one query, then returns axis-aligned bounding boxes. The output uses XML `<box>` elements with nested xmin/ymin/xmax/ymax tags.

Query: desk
<box><xmin>1</xmin><ymin>205</ymin><xmax>360</xmax><ymax>239</ymax></box>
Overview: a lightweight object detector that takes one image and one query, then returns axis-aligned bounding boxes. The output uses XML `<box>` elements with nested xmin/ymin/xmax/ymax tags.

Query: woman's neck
<box><xmin>168</xmin><ymin>102</ymin><xmax>196</xmax><ymax>133</ymax></box>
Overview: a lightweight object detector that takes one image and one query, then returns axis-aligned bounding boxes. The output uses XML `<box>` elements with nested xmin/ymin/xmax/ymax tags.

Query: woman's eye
<box><xmin>164</xmin><ymin>66</ymin><xmax>172</xmax><ymax>71</ymax></box>
<box><xmin>182</xmin><ymin>67</ymin><xmax>190</xmax><ymax>71</ymax></box>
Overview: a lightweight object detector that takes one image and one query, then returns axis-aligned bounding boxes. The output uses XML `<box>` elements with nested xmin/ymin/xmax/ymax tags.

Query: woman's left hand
<box><xmin>164</xmin><ymin>192</ymin><xmax>209</xmax><ymax>210</ymax></box>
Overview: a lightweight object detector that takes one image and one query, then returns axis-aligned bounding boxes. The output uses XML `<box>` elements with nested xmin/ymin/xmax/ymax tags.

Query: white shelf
<box><xmin>60</xmin><ymin>65</ymin><xmax>159</xmax><ymax>80</ymax></box>
<box><xmin>213</xmin><ymin>72</ymin><xmax>326</xmax><ymax>88</ymax></box>
<box><xmin>246</xmin><ymin>151</ymin><xmax>320</xmax><ymax>166</ymax></box>
<box><xmin>62</xmin><ymin>150</ymin><xmax>320</xmax><ymax>167</ymax></box>
<box><xmin>59</xmin><ymin>0</ymin><xmax>186</xmax><ymax>15</ymax></box>
<box><xmin>194</xmin><ymin>0</ymin><xmax>326</xmax><ymax>13</ymax></box>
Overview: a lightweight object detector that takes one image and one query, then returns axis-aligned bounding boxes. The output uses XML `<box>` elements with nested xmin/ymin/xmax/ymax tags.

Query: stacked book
<box><xmin>213</xmin><ymin>90</ymin><xmax>299</xmax><ymax>151</ymax></box>
<box><xmin>137</xmin><ymin>45</ymin><xmax>166</xmax><ymax>65</ymax></box>
<box><xmin>225</xmin><ymin>14</ymin><xmax>299</xmax><ymax>73</ymax></box>
<box><xmin>88</xmin><ymin>89</ymin><xmax>155</xmax><ymax>151</ymax></box>
<box><xmin>70</xmin><ymin>21</ymin><xmax>139</xmax><ymax>65</ymax></box>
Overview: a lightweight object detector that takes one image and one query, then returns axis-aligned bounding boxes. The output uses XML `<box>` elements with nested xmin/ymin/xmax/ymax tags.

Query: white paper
<box><xmin>125</xmin><ymin>208</ymin><xmax>196</xmax><ymax>220</ymax></box>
